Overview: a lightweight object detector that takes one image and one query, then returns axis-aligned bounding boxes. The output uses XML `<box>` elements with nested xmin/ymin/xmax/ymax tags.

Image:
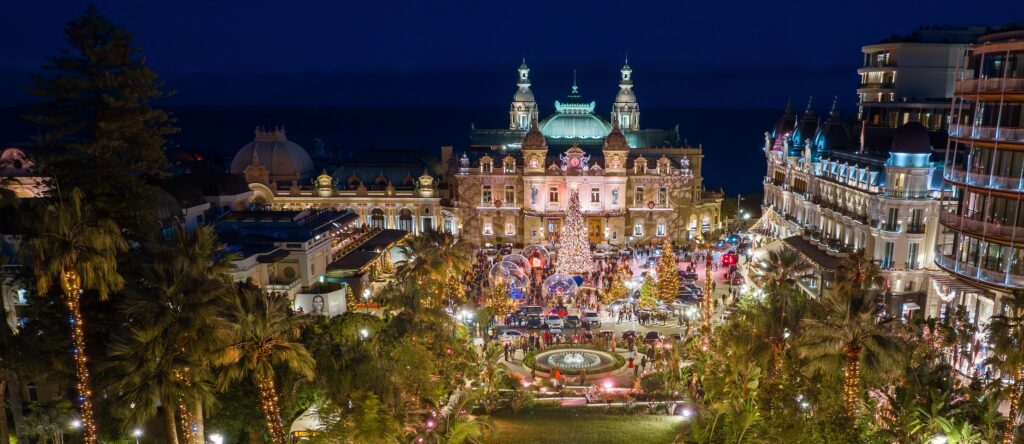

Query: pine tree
<box><xmin>488</xmin><ymin>278</ymin><xmax>517</xmax><ymax>317</ymax></box>
<box><xmin>24</xmin><ymin>6</ymin><xmax>178</xmax><ymax>239</ymax></box>
<box><xmin>556</xmin><ymin>190</ymin><xmax>592</xmax><ymax>275</ymax></box>
<box><xmin>655</xmin><ymin>238</ymin><xmax>681</xmax><ymax>302</ymax></box>
<box><xmin>604</xmin><ymin>271</ymin><xmax>629</xmax><ymax>304</ymax></box>
<box><xmin>637</xmin><ymin>276</ymin><xmax>656</xmax><ymax>309</ymax></box>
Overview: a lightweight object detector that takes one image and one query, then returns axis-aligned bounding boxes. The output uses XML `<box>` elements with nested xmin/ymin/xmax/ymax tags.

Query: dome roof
<box><xmin>522</xmin><ymin>119</ymin><xmax>547</xmax><ymax>150</ymax></box>
<box><xmin>890</xmin><ymin>121</ymin><xmax>932</xmax><ymax>153</ymax></box>
<box><xmin>816</xmin><ymin>121</ymin><xmax>851</xmax><ymax>151</ymax></box>
<box><xmin>615</xmin><ymin>89</ymin><xmax>636</xmax><ymax>104</ymax></box>
<box><xmin>539</xmin><ymin>113</ymin><xmax>612</xmax><ymax>140</ymax></box>
<box><xmin>230</xmin><ymin>128</ymin><xmax>314</xmax><ymax>182</ymax></box>
<box><xmin>603</xmin><ymin>122</ymin><xmax>629</xmax><ymax>151</ymax></box>
<box><xmin>513</xmin><ymin>87</ymin><xmax>535</xmax><ymax>103</ymax></box>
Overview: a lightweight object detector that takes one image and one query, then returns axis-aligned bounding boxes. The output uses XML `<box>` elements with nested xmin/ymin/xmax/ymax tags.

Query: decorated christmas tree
<box><xmin>655</xmin><ymin>238</ymin><xmax>681</xmax><ymax>302</ymax></box>
<box><xmin>637</xmin><ymin>276</ymin><xmax>656</xmax><ymax>309</ymax></box>
<box><xmin>556</xmin><ymin>190</ymin><xmax>592</xmax><ymax>275</ymax></box>
<box><xmin>488</xmin><ymin>278</ymin><xmax>517</xmax><ymax>316</ymax></box>
<box><xmin>442</xmin><ymin>268</ymin><xmax>464</xmax><ymax>305</ymax></box>
<box><xmin>604</xmin><ymin>268</ymin><xmax>629</xmax><ymax>304</ymax></box>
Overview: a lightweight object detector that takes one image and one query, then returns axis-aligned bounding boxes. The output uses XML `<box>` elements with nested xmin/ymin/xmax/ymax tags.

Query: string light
<box><xmin>843</xmin><ymin>347</ymin><xmax>861</xmax><ymax>417</ymax></box>
<box><xmin>257</xmin><ymin>376</ymin><xmax>287</xmax><ymax>444</ymax></box>
<box><xmin>701</xmin><ymin>238</ymin><xmax>715</xmax><ymax>351</ymax></box>
<box><xmin>1003</xmin><ymin>370</ymin><xmax>1022</xmax><ymax>444</ymax></box>
<box><xmin>555</xmin><ymin>191</ymin><xmax>593</xmax><ymax>275</ymax></box>
<box><xmin>62</xmin><ymin>270</ymin><xmax>99</xmax><ymax>444</ymax></box>
<box><xmin>655</xmin><ymin>238</ymin><xmax>680</xmax><ymax>302</ymax></box>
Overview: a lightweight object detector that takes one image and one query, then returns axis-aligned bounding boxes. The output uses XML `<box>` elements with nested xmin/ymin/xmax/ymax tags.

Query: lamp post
<box><xmin>132</xmin><ymin>428</ymin><xmax>142</xmax><ymax>444</ymax></box>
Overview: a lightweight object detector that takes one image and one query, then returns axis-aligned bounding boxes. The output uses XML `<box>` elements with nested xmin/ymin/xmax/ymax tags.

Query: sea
<box><xmin>0</xmin><ymin>106</ymin><xmax>785</xmax><ymax>195</ymax></box>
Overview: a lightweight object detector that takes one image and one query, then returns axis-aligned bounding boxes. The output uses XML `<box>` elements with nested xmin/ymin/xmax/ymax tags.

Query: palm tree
<box><xmin>985</xmin><ymin>292</ymin><xmax>1024</xmax><ymax>443</ymax></box>
<box><xmin>105</xmin><ymin>227</ymin><xmax>233</xmax><ymax>444</ymax></box>
<box><xmin>214</xmin><ymin>285</ymin><xmax>315</xmax><ymax>444</ymax></box>
<box><xmin>21</xmin><ymin>188</ymin><xmax>127</xmax><ymax>444</ymax></box>
<box><xmin>754</xmin><ymin>249</ymin><xmax>811</xmax><ymax>290</ymax></box>
<box><xmin>395</xmin><ymin>231</ymin><xmax>472</xmax><ymax>307</ymax></box>
<box><xmin>799</xmin><ymin>282</ymin><xmax>904</xmax><ymax>417</ymax></box>
<box><xmin>24</xmin><ymin>397</ymin><xmax>74</xmax><ymax>444</ymax></box>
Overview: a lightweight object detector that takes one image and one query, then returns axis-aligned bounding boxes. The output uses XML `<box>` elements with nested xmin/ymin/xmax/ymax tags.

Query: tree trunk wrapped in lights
<box><xmin>843</xmin><ymin>346</ymin><xmax>861</xmax><ymax>417</ymax></box>
<box><xmin>62</xmin><ymin>270</ymin><xmax>99</xmax><ymax>444</ymax></box>
<box><xmin>556</xmin><ymin>191</ymin><xmax>592</xmax><ymax>276</ymax></box>
<box><xmin>655</xmin><ymin>238</ymin><xmax>680</xmax><ymax>302</ymax></box>
<box><xmin>1003</xmin><ymin>370</ymin><xmax>1023</xmax><ymax>444</ymax></box>
<box><xmin>256</xmin><ymin>376</ymin><xmax>288</xmax><ymax>444</ymax></box>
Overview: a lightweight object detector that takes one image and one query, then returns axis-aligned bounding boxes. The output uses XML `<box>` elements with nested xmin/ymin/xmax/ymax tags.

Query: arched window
<box><xmin>370</xmin><ymin>208</ymin><xmax>386</xmax><ymax>228</ymax></box>
<box><xmin>398</xmin><ymin>208</ymin><xmax>414</xmax><ymax>231</ymax></box>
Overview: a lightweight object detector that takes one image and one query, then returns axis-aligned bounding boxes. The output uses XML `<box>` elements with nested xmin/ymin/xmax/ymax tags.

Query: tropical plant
<box><xmin>799</xmin><ymin>282</ymin><xmax>904</xmax><ymax>417</ymax></box>
<box><xmin>753</xmin><ymin>249</ymin><xmax>810</xmax><ymax>290</ymax></box>
<box><xmin>104</xmin><ymin>227</ymin><xmax>234</xmax><ymax>444</ymax></box>
<box><xmin>310</xmin><ymin>392</ymin><xmax>402</xmax><ymax>444</ymax></box>
<box><xmin>24</xmin><ymin>398</ymin><xmax>74</xmax><ymax>444</ymax></box>
<box><xmin>985</xmin><ymin>292</ymin><xmax>1024</xmax><ymax>443</ymax></box>
<box><xmin>21</xmin><ymin>188</ymin><xmax>127</xmax><ymax>443</ymax></box>
<box><xmin>214</xmin><ymin>285</ymin><xmax>316</xmax><ymax>444</ymax></box>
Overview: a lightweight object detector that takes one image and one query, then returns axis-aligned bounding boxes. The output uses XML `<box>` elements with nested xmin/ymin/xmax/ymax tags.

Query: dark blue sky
<box><xmin>0</xmin><ymin>0</ymin><xmax>1019</xmax><ymax>108</ymax></box>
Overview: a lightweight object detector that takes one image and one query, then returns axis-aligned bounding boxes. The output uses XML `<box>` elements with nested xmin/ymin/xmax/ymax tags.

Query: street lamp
<box><xmin>132</xmin><ymin>428</ymin><xmax>143</xmax><ymax>444</ymax></box>
<box><xmin>69</xmin><ymin>419</ymin><xmax>82</xmax><ymax>430</ymax></box>
<box><xmin>209</xmin><ymin>433</ymin><xmax>224</xmax><ymax>444</ymax></box>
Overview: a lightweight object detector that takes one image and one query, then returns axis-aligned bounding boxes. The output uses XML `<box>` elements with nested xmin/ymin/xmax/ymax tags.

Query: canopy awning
<box><xmin>931</xmin><ymin>274</ymin><xmax>986</xmax><ymax>295</ymax></box>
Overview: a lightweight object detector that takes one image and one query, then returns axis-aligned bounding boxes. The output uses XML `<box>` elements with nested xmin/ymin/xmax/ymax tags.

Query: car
<box><xmin>583</xmin><ymin>312</ymin><xmax>601</xmax><ymax>327</ymax></box>
<box><xmin>642</xmin><ymin>258</ymin><xmax>657</xmax><ymax>269</ymax></box>
<box><xmin>545</xmin><ymin>314</ymin><xmax>564</xmax><ymax>329</ymax></box>
<box><xmin>498</xmin><ymin>330</ymin><xmax>523</xmax><ymax>342</ymax></box>
<box><xmin>517</xmin><ymin>305</ymin><xmax>543</xmax><ymax>316</ymax></box>
<box><xmin>643</xmin><ymin>331</ymin><xmax>663</xmax><ymax>344</ymax></box>
<box><xmin>621</xmin><ymin>330</ymin><xmax>639</xmax><ymax>340</ymax></box>
<box><xmin>669</xmin><ymin>333</ymin><xmax>684</xmax><ymax>341</ymax></box>
<box><xmin>683</xmin><ymin>283</ymin><xmax>703</xmax><ymax>295</ymax></box>
<box><xmin>548</xmin><ymin>305</ymin><xmax>569</xmax><ymax>318</ymax></box>
<box><xmin>679</xmin><ymin>272</ymin><xmax>698</xmax><ymax>282</ymax></box>
<box><xmin>548</xmin><ymin>327</ymin><xmax>563</xmax><ymax>336</ymax></box>
<box><xmin>526</xmin><ymin>314</ymin><xmax>542</xmax><ymax>328</ymax></box>
<box><xmin>565</xmin><ymin>314</ymin><xmax>582</xmax><ymax>328</ymax></box>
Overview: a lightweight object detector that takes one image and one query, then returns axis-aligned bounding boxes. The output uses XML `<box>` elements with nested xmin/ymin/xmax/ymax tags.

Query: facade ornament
<box><xmin>531</xmin><ymin>186</ymin><xmax>538</xmax><ymax>204</ymax></box>
<box><xmin>312</xmin><ymin>170</ymin><xmax>337</xmax><ymax>197</ymax></box>
<box><xmin>611</xmin><ymin>188</ymin><xmax>619</xmax><ymax>205</ymax></box>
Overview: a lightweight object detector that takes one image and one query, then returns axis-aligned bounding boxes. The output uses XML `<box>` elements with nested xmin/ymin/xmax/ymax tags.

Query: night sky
<box><xmin>1</xmin><ymin>0</ymin><xmax>1019</xmax><ymax>109</ymax></box>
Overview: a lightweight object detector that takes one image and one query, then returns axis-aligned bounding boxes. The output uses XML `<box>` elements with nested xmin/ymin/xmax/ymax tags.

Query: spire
<box><xmin>573</xmin><ymin>69</ymin><xmax>578</xmax><ymax>90</ymax></box>
<box><xmin>805</xmin><ymin>96</ymin><xmax>815</xmax><ymax>115</ymax></box>
<box><xmin>517</xmin><ymin>59</ymin><xmax>531</xmax><ymax>86</ymax></box>
<box><xmin>829</xmin><ymin>96</ymin><xmax>841</xmax><ymax>119</ymax></box>
<box><xmin>784</xmin><ymin>97</ymin><xmax>793</xmax><ymax>114</ymax></box>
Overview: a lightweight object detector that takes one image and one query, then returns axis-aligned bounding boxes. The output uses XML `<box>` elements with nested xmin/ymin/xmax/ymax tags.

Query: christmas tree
<box><xmin>556</xmin><ymin>190</ymin><xmax>592</xmax><ymax>275</ymax></box>
<box><xmin>488</xmin><ymin>278</ymin><xmax>518</xmax><ymax>316</ymax></box>
<box><xmin>604</xmin><ymin>273</ymin><xmax>628</xmax><ymax>304</ymax></box>
<box><xmin>655</xmin><ymin>238</ymin><xmax>681</xmax><ymax>302</ymax></box>
<box><xmin>442</xmin><ymin>268</ymin><xmax>464</xmax><ymax>305</ymax></box>
<box><xmin>637</xmin><ymin>276</ymin><xmax>656</xmax><ymax>309</ymax></box>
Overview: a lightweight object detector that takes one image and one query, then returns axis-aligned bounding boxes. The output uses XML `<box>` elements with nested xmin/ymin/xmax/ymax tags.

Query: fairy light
<box><xmin>174</xmin><ymin>367</ymin><xmax>198</xmax><ymax>444</ymax></box>
<box><xmin>62</xmin><ymin>270</ymin><xmax>99</xmax><ymax>444</ymax></box>
<box><xmin>1003</xmin><ymin>370</ymin><xmax>1022</xmax><ymax>444</ymax></box>
<box><xmin>701</xmin><ymin>240</ymin><xmax>714</xmax><ymax>350</ymax></box>
<box><xmin>256</xmin><ymin>376</ymin><xmax>287</xmax><ymax>444</ymax></box>
<box><xmin>843</xmin><ymin>347</ymin><xmax>861</xmax><ymax>417</ymax></box>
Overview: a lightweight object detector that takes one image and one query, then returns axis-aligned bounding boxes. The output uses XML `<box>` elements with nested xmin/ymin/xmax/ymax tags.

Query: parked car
<box><xmin>548</xmin><ymin>327</ymin><xmax>563</xmax><ymax>336</ymax></box>
<box><xmin>679</xmin><ymin>271</ymin><xmax>698</xmax><ymax>282</ymax></box>
<box><xmin>565</xmin><ymin>315</ymin><xmax>582</xmax><ymax>328</ymax></box>
<box><xmin>621</xmin><ymin>330</ymin><xmax>639</xmax><ymax>340</ymax></box>
<box><xmin>643</xmin><ymin>331</ymin><xmax>663</xmax><ymax>344</ymax></box>
<box><xmin>545</xmin><ymin>314</ymin><xmax>564</xmax><ymax>329</ymax></box>
<box><xmin>669</xmin><ymin>333</ymin><xmax>684</xmax><ymax>341</ymax></box>
<box><xmin>498</xmin><ymin>330</ymin><xmax>523</xmax><ymax>342</ymax></box>
<box><xmin>548</xmin><ymin>305</ymin><xmax>569</xmax><ymax>318</ymax></box>
<box><xmin>526</xmin><ymin>314</ymin><xmax>542</xmax><ymax>328</ymax></box>
<box><xmin>583</xmin><ymin>312</ymin><xmax>601</xmax><ymax>327</ymax></box>
<box><xmin>517</xmin><ymin>305</ymin><xmax>543</xmax><ymax>316</ymax></box>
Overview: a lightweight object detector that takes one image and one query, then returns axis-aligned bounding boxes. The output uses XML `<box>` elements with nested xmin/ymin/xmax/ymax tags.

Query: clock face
<box><xmin>611</xmin><ymin>159</ymin><xmax>621</xmax><ymax>169</ymax></box>
<box><xmin>570</xmin><ymin>157</ymin><xmax>581</xmax><ymax>168</ymax></box>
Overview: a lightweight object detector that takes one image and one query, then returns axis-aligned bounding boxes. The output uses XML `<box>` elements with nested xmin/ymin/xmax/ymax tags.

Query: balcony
<box><xmin>906</xmin><ymin>224</ymin><xmax>926</xmax><ymax>234</ymax></box>
<box><xmin>939</xmin><ymin>209</ymin><xmax>1024</xmax><ymax>240</ymax></box>
<box><xmin>881</xmin><ymin>189</ymin><xmax>933</xmax><ymax>200</ymax></box>
<box><xmin>950</xmin><ymin>124</ymin><xmax>1024</xmax><ymax>144</ymax></box>
<box><xmin>858</xmin><ymin>81</ymin><xmax>895</xmax><ymax>89</ymax></box>
<box><xmin>877</xmin><ymin>222</ymin><xmax>900</xmax><ymax>232</ymax></box>
<box><xmin>944</xmin><ymin>165</ymin><xmax>1024</xmax><ymax>191</ymax></box>
<box><xmin>266</xmin><ymin>278</ymin><xmax>302</xmax><ymax>293</ymax></box>
<box><xmin>955</xmin><ymin>77</ymin><xmax>1024</xmax><ymax>94</ymax></box>
<box><xmin>935</xmin><ymin>248</ymin><xmax>1024</xmax><ymax>289</ymax></box>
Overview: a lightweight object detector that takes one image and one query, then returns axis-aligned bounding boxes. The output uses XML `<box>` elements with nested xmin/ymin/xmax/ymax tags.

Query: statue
<box><xmin>531</xmin><ymin>186</ymin><xmax>538</xmax><ymax>205</ymax></box>
<box><xmin>611</xmin><ymin>188</ymin><xmax>619</xmax><ymax>205</ymax></box>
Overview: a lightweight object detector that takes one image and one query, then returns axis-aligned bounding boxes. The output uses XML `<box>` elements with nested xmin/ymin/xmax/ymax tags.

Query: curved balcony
<box><xmin>955</xmin><ymin>77</ymin><xmax>1024</xmax><ymax>95</ymax></box>
<box><xmin>945</xmin><ymin>165</ymin><xmax>1024</xmax><ymax>191</ymax></box>
<box><xmin>935</xmin><ymin>248</ymin><xmax>1024</xmax><ymax>289</ymax></box>
<box><xmin>939</xmin><ymin>208</ymin><xmax>1024</xmax><ymax>241</ymax></box>
<box><xmin>949</xmin><ymin>124</ymin><xmax>1024</xmax><ymax>144</ymax></box>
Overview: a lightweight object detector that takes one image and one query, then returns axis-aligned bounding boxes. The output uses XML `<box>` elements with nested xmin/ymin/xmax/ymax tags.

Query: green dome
<box><xmin>539</xmin><ymin>112</ymin><xmax>613</xmax><ymax>140</ymax></box>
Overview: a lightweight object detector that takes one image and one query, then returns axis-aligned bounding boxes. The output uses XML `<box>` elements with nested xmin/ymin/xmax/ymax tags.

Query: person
<box><xmin>641</xmin><ymin>355</ymin><xmax>648</xmax><ymax>373</ymax></box>
<box><xmin>503</xmin><ymin>341</ymin><xmax>510</xmax><ymax>361</ymax></box>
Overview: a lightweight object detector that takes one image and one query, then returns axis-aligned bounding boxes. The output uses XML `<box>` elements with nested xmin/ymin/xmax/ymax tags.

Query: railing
<box><xmin>266</xmin><ymin>278</ymin><xmax>302</xmax><ymax>292</ymax></box>
<box><xmin>950</xmin><ymin>125</ymin><xmax>1024</xmax><ymax>143</ymax></box>
<box><xmin>859</xmin><ymin>82</ymin><xmax>895</xmax><ymax>89</ymax></box>
<box><xmin>906</xmin><ymin>224</ymin><xmax>926</xmax><ymax>234</ymax></box>
<box><xmin>935</xmin><ymin>248</ymin><xmax>1024</xmax><ymax>289</ymax></box>
<box><xmin>939</xmin><ymin>209</ymin><xmax>1024</xmax><ymax>240</ymax></box>
<box><xmin>878</xmin><ymin>222</ymin><xmax>900</xmax><ymax>232</ymax></box>
<box><xmin>881</xmin><ymin>189</ymin><xmax>933</xmax><ymax>199</ymax></box>
<box><xmin>955</xmin><ymin>77</ymin><xmax>1024</xmax><ymax>94</ymax></box>
<box><xmin>944</xmin><ymin>165</ymin><xmax>1024</xmax><ymax>191</ymax></box>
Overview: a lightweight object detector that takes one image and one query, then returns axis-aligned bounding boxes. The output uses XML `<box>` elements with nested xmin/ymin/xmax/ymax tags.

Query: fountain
<box><xmin>529</xmin><ymin>348</ymin><xmax>622</xmax><ymax>375</ymax></box>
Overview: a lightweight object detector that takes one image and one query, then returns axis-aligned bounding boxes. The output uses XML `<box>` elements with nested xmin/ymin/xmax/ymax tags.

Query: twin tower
<box><xmin>509</xmin><ymin>59</ymin><xmax>641</xmax><ymax>132</ymax></box>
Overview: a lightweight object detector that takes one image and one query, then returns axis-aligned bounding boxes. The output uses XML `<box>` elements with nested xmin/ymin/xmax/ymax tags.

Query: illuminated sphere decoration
<box><xmin>521</xmin><ymin>244</ymin><xmax>550</xmax><ymax>269</ymax></box>
<box><xmin>502</xmin><ymin>253</ymin><xmax>531</xmax><ymax>275</ymax></box>
<box><xmin>542</xmin><ymin>273</ymin><xmax>578</xmax><ymax>299</ymax></box>
<box><xmin>489</xmin><ymin>261</ymin><xmax>528</xmax><ymax>289</ymax></box>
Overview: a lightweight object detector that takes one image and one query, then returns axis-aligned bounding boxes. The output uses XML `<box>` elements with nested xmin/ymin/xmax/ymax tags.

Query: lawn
<box><xmin>487</xmin><ymin>407</ymin><xmax>684</xmax><ymax>444</ymax></box>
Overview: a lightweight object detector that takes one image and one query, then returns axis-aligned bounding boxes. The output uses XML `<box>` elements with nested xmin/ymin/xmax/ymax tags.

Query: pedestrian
<box><xmin>641</xmin><ymin>355</ymin><xmax>648</xmax><ymax>373</ymax></box>
<box><xmin>503</xmin><ymin>342</ymin><xmax>510</xmax><ymax>361</ymax></box>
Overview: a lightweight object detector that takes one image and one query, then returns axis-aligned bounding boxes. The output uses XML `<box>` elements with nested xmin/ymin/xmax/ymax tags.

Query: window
<box><xmin>910</xmin><ymin>208</ymin><xmax>923</xmax><ymax>231</ymax></box>
<box><xmin>591</xmin><ymin>187</ymin><xmax>600</xmax><ymax>203</ymax></box>
<box><xmin>549</xmin><ymin>187</ymin><xmax>559</xmax><ymax>203</ymax></box>
<box><xmin>908</xmin><ymin>243</ymin><xmax>920</xmax><ymax>269</ymax></box>
<box><xmin>504</xmin><ymin>159</ymin><xmax>515</xmax><ymax>173</ymax></box>
<box><xmin>398</xmin><ymin>209</ymin><xmax>414</xmax><ymax>231</ymax></box>
<box><xmin>370</xmin><ymin>209</ymin><xmax>386</xmax><ymax>228</ymax></box>
<box><xmin>621</xmin><ymin>114</ymin><xmax>630</xmax><ymax>128</ymax></box>
<box><xmin>505</xmin><ymin>222</ymin><xmax>515</xmax><ymax>236</ymax></box>
<box><xmin>634</xmin><ymin>186</ymin><xmax>644</xmax><ymax>205</ymax></box>
<box><xmin>635</xmin><ymin>161</ymin><xmax>647</xmax><ymax>174</ymax></box>
<box><xmin>882</xmin><ymin>242</ymin><xmax>895</xmax><ymax>268</ymax></box>
<box><xmin>481</xmin><ymin>185</ymin><xmax>492</xmax><ymax>204</ymax></box>
<box><xmin>519</xmin><ymin>114</ymin><xmax>529</xmax><ymax>128</ymax></box>
<box><xmin>634</xmin><ymin>223</ymin><xmax>644</xmax><ymax>236</ymax></box>
<box><xmin>422</xmin><ymin>218</ymin><xmax>433</xmax><ymax>232</ymax></box>
<box><xmin>884</xmin><ymin>207</ymin><xmax>899</xmax><ymax>231</ymax></box>
<box><xmin>658</xmin><ymin>187</ymin><xmax>668</xmax><ymax>205</ymax></box>
<box><xmin>482</xmin><ymin>162</ymin><xmax>492</xmax><ymax>173</ymax></box>
<box><xmin>504</xmin><ymin>185</ymin><xmax>515</xmax><ymax>204</ymax></box>
<box><xmin>656</xmin><ymin>222</ymin><xmax>666</xmax><ymax>236</ymax></box>
<box><xmin>483</xmin><ymin>223</ymin><xmax>493</xmax><ymax>235</ymax></box>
